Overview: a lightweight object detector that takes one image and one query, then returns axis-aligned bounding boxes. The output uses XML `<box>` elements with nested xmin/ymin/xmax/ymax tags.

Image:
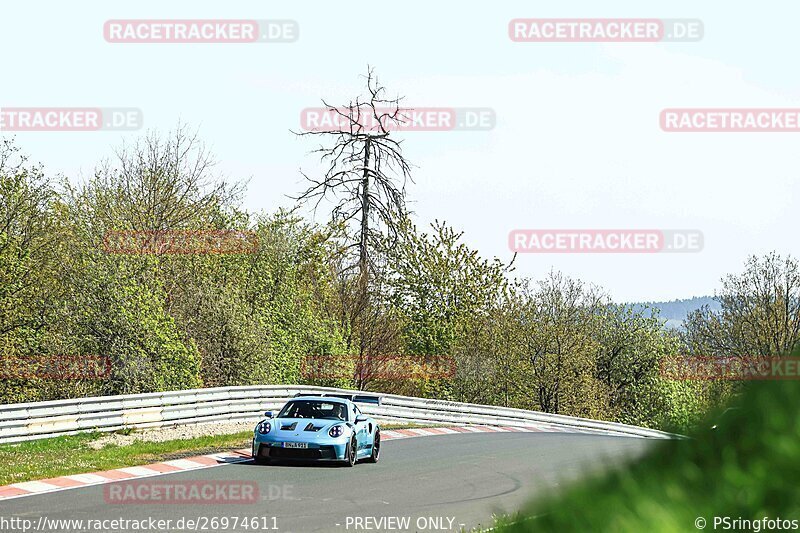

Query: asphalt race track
<box><xmin>0</xmin><ymin>433</ymin><xmax>655</xmax><ymax>533</ymax></box>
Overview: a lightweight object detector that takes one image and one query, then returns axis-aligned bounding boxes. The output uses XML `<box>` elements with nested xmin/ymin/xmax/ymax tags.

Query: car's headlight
<box><xmin>328</xmin><ymin>425</ymin><xmax>344</xmax><ymax>438</ymax></box>
<box><xmin>257</xmin><ymin>421</ymin><xmax>271</xmax><ymax>434</ymax></box>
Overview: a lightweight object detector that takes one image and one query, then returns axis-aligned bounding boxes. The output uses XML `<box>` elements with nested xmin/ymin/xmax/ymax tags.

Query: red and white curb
<box><xmin>0</xmin><ymin>449</ymin><xmax>253</xmax><ymax>502</ymax></box>
<box><xmin>0</xmin><ymin>424</ymin><xmax>592</xmax><ymax>502</ymax></box>
<box><xmin>380</xmin><ymin>424</ymin><xmax>575</xmax><ymax>440</ymax></box>
<box><xmin>380</xmin><ymin>424</ymin><xmax>615</xmax><ymax>440</ymax></box>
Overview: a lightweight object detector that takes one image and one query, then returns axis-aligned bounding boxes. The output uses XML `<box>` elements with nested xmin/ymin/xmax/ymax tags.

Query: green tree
<box><xmin>384</xmin><ymin>219</ymin><xmax>510</xmax><ymax>398</ymax></box>
<box><xmin>0</xmin><ymin>139</ymin><xmax>58</xmax><ymax>338</ymax></box>
<box><xmin>684</xmin><ymin>252</ymin><xmax>800</xmax><ymax>357</ymax></box>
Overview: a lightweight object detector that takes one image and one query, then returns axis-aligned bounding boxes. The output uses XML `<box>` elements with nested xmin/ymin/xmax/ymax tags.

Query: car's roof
<box><xmin>289</xmin><ymin>395</ymin><xmax>350</xmax><ymax>404</ymax></box>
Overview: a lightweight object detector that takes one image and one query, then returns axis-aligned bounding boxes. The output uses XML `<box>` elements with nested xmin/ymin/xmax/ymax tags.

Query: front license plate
<box><xmin>283</xmin><ymin>442</ymin><xmax>308</xmax><ymax>449</ymax></box>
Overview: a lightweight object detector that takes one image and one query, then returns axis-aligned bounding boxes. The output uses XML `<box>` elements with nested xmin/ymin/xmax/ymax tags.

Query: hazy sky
<box><xmin>1</xmin><ymin>1</ymin><xmax>798</xmax><ymax>302</ymax></box>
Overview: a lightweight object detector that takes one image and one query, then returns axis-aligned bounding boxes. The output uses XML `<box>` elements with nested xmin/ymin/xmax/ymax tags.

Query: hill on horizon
<box><xmin>627</xmin><ymin>296</ymin><xmax>721</xmax><ymax>330</ymax></box>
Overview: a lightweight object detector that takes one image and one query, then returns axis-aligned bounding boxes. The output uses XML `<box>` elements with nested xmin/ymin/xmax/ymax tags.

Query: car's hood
<box><xmin>266</xmin><ymin>417</ymin><xmax>345</xmax><ymax>434</ymax></box>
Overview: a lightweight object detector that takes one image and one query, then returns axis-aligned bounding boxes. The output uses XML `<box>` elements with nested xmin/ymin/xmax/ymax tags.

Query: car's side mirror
<box><xmin>264</xmin><ymin>411</ymin><xmax>273</xmax><ymax>418</ymax></box>
<box><xmin>355</xmin><ymin>415</ymin><xmax>368</xmax><ymax>423</ymax></box>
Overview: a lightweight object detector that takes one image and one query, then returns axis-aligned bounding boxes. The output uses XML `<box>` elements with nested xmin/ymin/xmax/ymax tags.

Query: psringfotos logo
<box><xmin>104</xmin><ymin>20</ymin><xmax>298</xmax><ymax>43</ymax></box>
<box><xmin>711</xmin><ymin>517</ymin><xmax>800</xmax><ymax>531</ymax></box>
<box><xmin>300</xmin><ymin>107</ymin><xmax>495</xmax><ymax>132</ymax></box>
<box><xmin>508</xmin><ymin>230</ymin><xmax>703</xmax><ymax>254</ymax></box>
<box><xmin>509</xmin><ymin>18</ymin><xmax>703</xmax><ymax>42</ymax></box>
<box><xmin>0</xmin><ymin>108</ymin><xmax>142</xmax><ymax>131</ymax></box>
<box><xmin>661</xmin><ymin>109</ymin><xmax>800</xmax><ymax>132</ymax></box>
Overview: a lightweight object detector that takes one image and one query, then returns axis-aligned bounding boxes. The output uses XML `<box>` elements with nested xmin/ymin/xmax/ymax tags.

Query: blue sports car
<box><xmin>251</xmin><ymin>394</ymin><xmax>381</xmax><ymax>466</ymax></box>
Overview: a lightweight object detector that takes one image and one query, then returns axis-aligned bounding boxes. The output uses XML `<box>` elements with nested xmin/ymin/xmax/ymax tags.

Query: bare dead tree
<box><xmin>293</xmin><ymin>67</ymin><xmax>413</xmax><ymax>290</ymax></box>
<box><xmin>293</xmin><ymin>68</ymin><xmax>413</xmax><ymax>381</ymax></box>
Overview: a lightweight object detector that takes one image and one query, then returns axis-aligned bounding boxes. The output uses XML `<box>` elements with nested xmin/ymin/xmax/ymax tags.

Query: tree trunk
<box><xmin>355</xmin><ymin>138</ymin><xmax>372</xmax><ymax>390</ymax></box>
<box><xmin>359</xmin><ymin>138</ymin><xmax>371</xmax><ymax>288</ymax></box>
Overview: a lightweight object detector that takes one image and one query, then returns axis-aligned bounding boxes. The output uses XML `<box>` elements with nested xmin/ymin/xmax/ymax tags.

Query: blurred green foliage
<box><xmin>497</xmin><ymin>342</ymin><xmax>800</xmax><ymax>532</ymax></box>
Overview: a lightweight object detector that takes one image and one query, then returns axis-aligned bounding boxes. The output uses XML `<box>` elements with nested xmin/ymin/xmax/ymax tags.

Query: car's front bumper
<box><xmin>252</xmin><ymin>437</ymin><xmax>348</xmax><ymax>461</ymax></box>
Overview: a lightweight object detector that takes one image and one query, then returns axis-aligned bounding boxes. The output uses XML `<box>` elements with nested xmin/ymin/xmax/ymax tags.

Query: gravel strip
<box><xmin>88</xmin><ymin>421</ymin><xmax>256</xmax><ymax>449</ymax></box>
<box><xmin>86</xmin><ymin>419</ymin><xmax>428</xmax><ymax>449</ymax></box>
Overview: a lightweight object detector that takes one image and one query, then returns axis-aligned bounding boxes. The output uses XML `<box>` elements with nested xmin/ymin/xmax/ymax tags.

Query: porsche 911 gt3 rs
<box><xmin>251</xmin><ymin>394</ymin><xmax>381</xmax><ymax>467</ymax></box>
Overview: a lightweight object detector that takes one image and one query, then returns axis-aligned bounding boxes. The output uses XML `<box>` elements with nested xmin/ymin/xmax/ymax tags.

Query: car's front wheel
<box><xmin>252</xmin><ymin>441</ymin><xmax>270</xmax><ymax>465</ymax></box>
<box><xmin>344</xmin><ymin>435</ymin><xmax>357</xmax><ymax>467</ymax></box>
<box><xmin>366</xmin><ymin>430</ymin><xmax>380</xmax><ymax>463</ymax></box>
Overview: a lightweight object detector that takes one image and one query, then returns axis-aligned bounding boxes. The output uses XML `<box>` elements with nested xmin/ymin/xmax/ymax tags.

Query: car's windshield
<box><xmin>277</xmin><ymin>400</ymin><xmax>348</xmax><ymax>421</ymax></box>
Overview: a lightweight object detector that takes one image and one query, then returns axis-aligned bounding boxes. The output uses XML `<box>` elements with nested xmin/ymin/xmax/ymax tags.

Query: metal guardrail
<box><xmin>0</xmin><ymin>385</ymin><xmax>677</xmax><ymax>443</ymax></box>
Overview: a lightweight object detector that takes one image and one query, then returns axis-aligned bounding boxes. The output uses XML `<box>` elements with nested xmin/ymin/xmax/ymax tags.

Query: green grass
<box><xmin>493</xmin><ymin>344</ymin><xmax>800</xmax><ymax>532</ymax></box>
<box><xmin>0</xmin><ymin>421</ymin><xmax>432</xmax><ymax>486</ymax></box>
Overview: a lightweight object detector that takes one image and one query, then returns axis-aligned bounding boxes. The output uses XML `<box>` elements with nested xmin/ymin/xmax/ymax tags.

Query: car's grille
<box><xmin>261</xmin><ymin>446</ymin><xmax>337</xmax><ymax>460</ymax></box>
<box><xmin>269</xmin><ymin>448</ymin><xmax>321</xmax><ymax>459</ymax></box>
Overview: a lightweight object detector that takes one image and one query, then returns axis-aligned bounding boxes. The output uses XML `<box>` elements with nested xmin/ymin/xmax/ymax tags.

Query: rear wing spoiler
<box><xmin>293</xmin><ymin>392</ymin><xmax>382</xmax><ymax>406</ymax></box>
